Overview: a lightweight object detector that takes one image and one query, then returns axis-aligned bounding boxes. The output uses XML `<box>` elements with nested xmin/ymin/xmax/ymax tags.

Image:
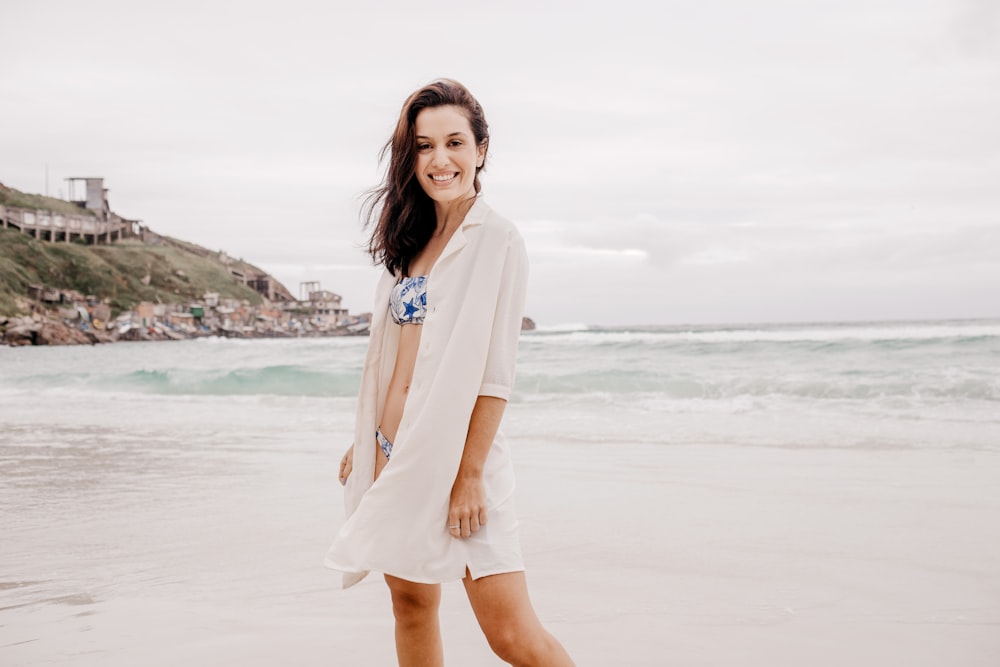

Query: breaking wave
<box><xmin>7</xmin><ymin>365</ymin><xmax>362</xmax><ymax>398</ymax></box>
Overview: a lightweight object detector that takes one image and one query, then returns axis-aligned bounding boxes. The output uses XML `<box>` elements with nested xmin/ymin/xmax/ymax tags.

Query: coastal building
<box><xmin>135</xmin><ymin>302</ymin><xmax>156</xmax><ymax>326</ymax></box>
<box><xmin>0</xmin><ymin>178</ymin><xmax>143</xmax><ymax>245</ymax></box>
<box><xmin>228</xmin><ymin>266</ymin><xmax>294</xmax><ymax>303</ymax></box>
<box><xmin>306</xmin><ymin>289</ymin><xmax>348</xmax><ymax>326</ymax></box>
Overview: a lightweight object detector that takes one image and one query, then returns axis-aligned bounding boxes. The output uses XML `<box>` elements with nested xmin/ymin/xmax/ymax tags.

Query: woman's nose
<box><xmin>431</xmin><ymin>146</ymin><xmax>449</xmax><ymax>167</ymax></box>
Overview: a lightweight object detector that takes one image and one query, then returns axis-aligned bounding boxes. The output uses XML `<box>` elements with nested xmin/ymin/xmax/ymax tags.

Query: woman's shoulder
<box><xmin>471</xmin><ymin>198</ymin><xmax>523</xmax><ymax>245</ymax></box>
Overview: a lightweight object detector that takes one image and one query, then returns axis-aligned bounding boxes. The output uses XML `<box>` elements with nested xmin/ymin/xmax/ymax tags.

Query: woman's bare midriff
<box><xmin>374</xmin><ymin>323</ymin><xmax>423</xmax><ymax>480</ymax></box>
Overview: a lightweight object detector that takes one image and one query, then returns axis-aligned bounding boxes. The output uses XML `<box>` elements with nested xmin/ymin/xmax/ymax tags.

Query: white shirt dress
<box><xmin>325</xmin><ymin>198</ymin><xmax>528</xmax><ymax>588</ymax></box>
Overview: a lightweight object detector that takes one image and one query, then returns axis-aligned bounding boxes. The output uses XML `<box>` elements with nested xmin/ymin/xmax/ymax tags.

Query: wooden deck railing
<box><xmin>0</xmin><ymin>204</ymin><xmax>137</xmax><ymax>244</ymax></box>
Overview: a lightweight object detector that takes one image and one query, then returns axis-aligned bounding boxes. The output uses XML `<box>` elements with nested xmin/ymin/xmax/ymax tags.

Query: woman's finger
<box><xmin>447</xmin><ymin>507</ymin><xmax>461</xmax><ymax>537</ymax></box>
<box><xmin>338</xmin><ymin>444</ymin><xmax>355</xmax><ymax>486</ymax></box>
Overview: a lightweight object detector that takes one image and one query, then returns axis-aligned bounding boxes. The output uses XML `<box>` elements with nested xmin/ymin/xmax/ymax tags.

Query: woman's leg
<box><xmin>384</xmin><ymin>574</ymin><xmax>444</xmax><ymax>667</ymax></box>
<box><xmin>463</xmin><ymin>571</ymin><xmax>575</xmax><ymax>667</ymax></box>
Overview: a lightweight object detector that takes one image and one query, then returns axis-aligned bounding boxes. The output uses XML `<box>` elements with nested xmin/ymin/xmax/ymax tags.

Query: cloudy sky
<box><xmin>2</xmin><ymin>0</ymin><xmax>998</xmax><ymax>326</ymax></box>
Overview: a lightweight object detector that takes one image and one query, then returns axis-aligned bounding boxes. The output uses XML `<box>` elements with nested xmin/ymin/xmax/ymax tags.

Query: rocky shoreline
<box><xmin>0</xmin><ymin>311</ymin><xmax>367</xmax><ymax>347</ymax></box>
<box><xmin>2</xmin><ymin>313</ymin><xmax>110</xmax><ymax>346</ymax></box>
<box><xmin>3</xmin><ymin>312</ymin><xmax>536</xmax><ymax>347</ymax></box>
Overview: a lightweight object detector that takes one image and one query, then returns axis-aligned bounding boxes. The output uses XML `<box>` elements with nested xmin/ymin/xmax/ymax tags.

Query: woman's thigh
<box><xmin>462</xmin><ymin>570</ymin><xmax>542</xmax><ymax>635</ymax></box>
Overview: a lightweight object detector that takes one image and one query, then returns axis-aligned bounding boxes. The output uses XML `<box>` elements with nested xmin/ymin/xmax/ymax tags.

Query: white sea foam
<box><xmin>531</xmin><ymin>322</ymin><xmax>591</xmax><ymax>333</ymax></box>
<box><xmin>524</xmin><ymin>320</ymin><xmax>1000</xmax><ymax>345</ymax></box>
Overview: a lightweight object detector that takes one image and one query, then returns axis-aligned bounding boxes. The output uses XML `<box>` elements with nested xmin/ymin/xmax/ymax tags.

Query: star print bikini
<box><xmin>377</xmin><ymin>275</ymin><xmax>429</xmax><ymax>459</ymax></box>
<box><xmin>389</xmin><ymin>275</ymin><xmax>428</xmax><ymax>326</ymax></box>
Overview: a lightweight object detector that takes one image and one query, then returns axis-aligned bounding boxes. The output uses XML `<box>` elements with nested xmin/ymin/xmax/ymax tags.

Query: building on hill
<box><xmin>231</xmin><ymin>271</ymin><xmax>293</xmax><ymax>302</ymax></box>
<box><xmin>66</xmin><ymin>178</ymin><xmax>111</xmax><ymax>220</ymax></box>
<box><xmin>0</xmin><ymin>178</ymin><xmax>143</xmax><ymax>245</ymax></box>
<box><xmin>282</xmin><ymin>283</ymin><xmax>350</xmax><ymax>330</ymax></box>
<box><xmin>307</xmin><ymin>289</ymin><xmax>349</xmax><ymax>325</ymax></box>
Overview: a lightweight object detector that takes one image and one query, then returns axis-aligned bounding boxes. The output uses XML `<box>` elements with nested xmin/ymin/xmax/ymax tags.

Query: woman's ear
<box><xmin>477</xmin><ymin>140</ymin><xmax>488</xmax><ymax>168</ymax></box>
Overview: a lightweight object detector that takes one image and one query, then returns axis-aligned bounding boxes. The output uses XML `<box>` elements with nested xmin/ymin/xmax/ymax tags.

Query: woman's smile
<box><xmin>430</xmin><ymin>172</ymin><xmax>458</xmax><ymax>184</ymax></box>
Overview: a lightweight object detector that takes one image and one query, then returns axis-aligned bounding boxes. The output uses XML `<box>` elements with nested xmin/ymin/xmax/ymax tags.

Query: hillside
<box><xmin>0</xmin><ymin>227</ymin><xmax>277</xmax><ymax>317</ymax></box>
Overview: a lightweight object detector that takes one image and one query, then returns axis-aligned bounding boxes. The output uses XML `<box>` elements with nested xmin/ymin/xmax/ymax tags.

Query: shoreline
<box><xmin>0</xmin><ymin>311</ymin><xmax>368</xmax><ymax>347</ymax></box>
<box><xmin>1</xmin><ymin>312</ymin><xmax>538</xmax><ymax>347</ymax></box>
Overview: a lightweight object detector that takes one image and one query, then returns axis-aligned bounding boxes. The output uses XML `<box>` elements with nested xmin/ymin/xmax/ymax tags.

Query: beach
<box><xmin>2</xmin><ymin>322</ymin><xmax>999</xmax><ymax>665</ymax></box>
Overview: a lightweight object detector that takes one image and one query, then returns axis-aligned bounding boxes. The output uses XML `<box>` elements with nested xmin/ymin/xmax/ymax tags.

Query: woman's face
<box><xmin>413</xmin><ymin>105</ymin><xmax>485</xmax><ymax>206</ymax></box>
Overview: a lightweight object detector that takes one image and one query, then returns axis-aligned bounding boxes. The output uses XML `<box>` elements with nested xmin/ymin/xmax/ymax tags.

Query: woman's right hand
<box><xmin>339</xmin><ymin>444</ymin><xmax>354</xmax><ymax>486</ymax></box>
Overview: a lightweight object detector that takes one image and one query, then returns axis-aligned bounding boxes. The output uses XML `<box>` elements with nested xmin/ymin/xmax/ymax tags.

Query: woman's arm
<box><xmin>448</xmin><ymin>395</ymin><xmax>506</xmax><ymax>538</ymax></box>
<box><xmin>478</xmin><ymin>233</ymin><xmax>528</xmax><ymax>400</ymax></box>
<box><xmin>450</xmin><ymin>230</ymin><xmax>527</xmax><ymax>537</ymax></box>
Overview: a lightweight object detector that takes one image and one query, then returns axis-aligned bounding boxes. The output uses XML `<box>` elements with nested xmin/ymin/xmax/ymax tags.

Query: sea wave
<box><xmin>8</xmin><ymin>365</ymin><xmax>995</xmax><ymax>401</ymax></box>
<box><xmin>514</xmin><ymin>368</ymin><xmax>1000</xmax><ymax>401</ymax></box>
<box><xmin>531</xmin><ymin>322</ymin><xmax>591</xmax><ymax>333</ymax></box>
<box><xmin>6</xmin><ymin>365</ymin><xmax>362</xmax><ymax>398</ymax></box>
<box><xmin>522</xmin><ymin>321</ymin><xmax>1000</xmax><ymax>346</ymax></box>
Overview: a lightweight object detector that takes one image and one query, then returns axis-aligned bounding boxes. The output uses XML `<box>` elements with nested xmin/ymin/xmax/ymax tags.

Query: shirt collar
<box><xmin>461</xmin><ymin>195</ymin><xmax>488</xmax><ymax>229</ymax></box>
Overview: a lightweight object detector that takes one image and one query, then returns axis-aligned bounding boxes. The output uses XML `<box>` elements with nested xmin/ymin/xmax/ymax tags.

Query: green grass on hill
<box><xmin>0</xmin><ymin>228</ymin><xmax>264</xmax><ymax>316</ymax></box>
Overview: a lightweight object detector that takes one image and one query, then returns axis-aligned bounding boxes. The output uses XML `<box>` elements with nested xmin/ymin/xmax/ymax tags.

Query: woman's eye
<box><xmin>417</xmin><ymin>143</ymin><xmax>431</xmax><ymax>151</ymax></box>
<box><xmin>449</xmin><ymin>140</ymin><xmax>463</xmax><ymax>147</ymax></box>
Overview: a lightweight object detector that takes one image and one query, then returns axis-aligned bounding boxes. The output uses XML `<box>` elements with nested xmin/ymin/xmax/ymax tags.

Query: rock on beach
<box><xmin>1</xmin><ymin>314</ymin><xmax>107</xmax><ymax>346</ymax></box>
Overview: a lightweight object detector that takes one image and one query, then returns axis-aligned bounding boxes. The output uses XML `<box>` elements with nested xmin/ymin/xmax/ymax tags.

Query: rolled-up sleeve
<box><xmin>478</xmin><ymin>233</ymin><xmax>529</xmax><ymax>400</ymax></box>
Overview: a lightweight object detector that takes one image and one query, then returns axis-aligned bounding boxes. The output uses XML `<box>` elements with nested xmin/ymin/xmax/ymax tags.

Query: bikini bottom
<box><xmin>375</xmin><ymin>427</ymin><xmax>393</xmax><ymax>460</ymax></box>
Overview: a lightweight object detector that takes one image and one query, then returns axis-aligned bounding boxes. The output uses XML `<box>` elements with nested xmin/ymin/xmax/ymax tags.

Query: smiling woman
<box><xmin>414</xmin><ymin>106</ymin><xmax>486</xmax><ymax>198</ymax></box>
<box><xmin>363</xmin><ymin>80</ymin><xmax>491</xmax><ymax>278</ymax></box>
<box><xmin>325</xmin><ymin>79</ymin><xmax>575</xmax><ymax>667</ymax></box>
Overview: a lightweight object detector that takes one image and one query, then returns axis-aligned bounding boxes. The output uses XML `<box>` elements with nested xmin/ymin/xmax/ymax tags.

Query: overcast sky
<box><xmin>2</xmin><ymin>0</ymin><xmax>998</xmax><ymax>326</ymax></box>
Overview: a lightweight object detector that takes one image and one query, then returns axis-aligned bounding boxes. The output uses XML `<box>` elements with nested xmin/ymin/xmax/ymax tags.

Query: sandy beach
<box><xmin>3</xmin><ymin>433</ymin><xmax>999</xmax><ymax>666</ymax></box>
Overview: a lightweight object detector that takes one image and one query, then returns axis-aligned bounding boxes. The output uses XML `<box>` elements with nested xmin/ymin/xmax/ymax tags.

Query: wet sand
<box><xmin>3</xmin><ymin>425</ymin><xmax>999</xmax><ymax>666</ymax></box>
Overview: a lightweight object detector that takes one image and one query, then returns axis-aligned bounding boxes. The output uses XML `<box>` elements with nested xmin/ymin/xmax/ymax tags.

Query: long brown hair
<box><xmin>364</xmin><ymin>79</ymin><xmax>490</xmax><ymax>276</ymax></box>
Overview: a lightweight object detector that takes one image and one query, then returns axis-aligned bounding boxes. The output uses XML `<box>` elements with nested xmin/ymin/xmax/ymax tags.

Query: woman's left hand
<box><xmin>448</xmin><ymin>475</ymin><xmax>488</xmax><ymax>539</ymax></box>
<box><xmin>339</xmin><ymin>443</ymin><xmax>354</xmax><ymax>486</ymax></box>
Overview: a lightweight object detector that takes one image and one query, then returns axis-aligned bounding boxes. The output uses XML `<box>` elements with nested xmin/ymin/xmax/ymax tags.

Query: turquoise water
<box><xmin>3</xmin><ymin>318</ymin><xmax>997</xmax><ymax>450</ymax></box>
<box><xmin>5</xmin><ymin>320</ymin><xmax>999</xmax><ymax>402</ymax></box>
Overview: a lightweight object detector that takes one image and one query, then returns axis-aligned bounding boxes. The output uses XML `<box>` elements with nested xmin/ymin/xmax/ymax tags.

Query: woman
<box><xmin>326</xmin><ymin>79</ymin><xmax>575</xmax><ymax>666</ymax></box>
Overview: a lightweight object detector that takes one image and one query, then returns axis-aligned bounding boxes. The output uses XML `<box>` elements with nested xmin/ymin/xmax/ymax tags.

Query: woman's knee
<box><xmin>484</xmin><ymin>624</ymin><xmax>524</xmax><ymax>662</ymax></box>
<box><xmin>385</xmin><ymin>576</ymin><xmax>440</xmax><ymax>625</ymax></box>
<box><xmin>484</xmin><ymin>622</ymin><xmax>551</xmax><ymax>665</ymax></box>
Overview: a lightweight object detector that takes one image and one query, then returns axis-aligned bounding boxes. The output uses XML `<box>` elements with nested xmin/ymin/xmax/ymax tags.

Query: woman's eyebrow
<box><xmin>415</xmin><ymin>131</ymin><xmax>469</xmax><ymax>140</ymax></box>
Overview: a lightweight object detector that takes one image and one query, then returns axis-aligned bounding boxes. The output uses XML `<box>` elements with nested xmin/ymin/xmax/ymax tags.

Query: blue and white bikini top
<box><xmin>389</xmin><ymin>275</ymin><xmax>428</xmax><ymax>325</ymax></box>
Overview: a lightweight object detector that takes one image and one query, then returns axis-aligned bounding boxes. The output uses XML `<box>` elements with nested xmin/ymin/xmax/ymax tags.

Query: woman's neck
<box><xmin>432</xmin><ymin>193</ymin><xmax>477</xmax><ymax>236</ymax></box>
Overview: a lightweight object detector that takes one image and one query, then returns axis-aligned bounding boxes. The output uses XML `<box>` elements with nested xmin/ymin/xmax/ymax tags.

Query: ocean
<box><xmin>4</xmin><ymin>318</ymin><xmax>997</xmax><ymax>449</ymax></box>
<box><xmin>2</xmin><ymin>318</ymin><xmax>999</xmax><ymax>665</ymax></box>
